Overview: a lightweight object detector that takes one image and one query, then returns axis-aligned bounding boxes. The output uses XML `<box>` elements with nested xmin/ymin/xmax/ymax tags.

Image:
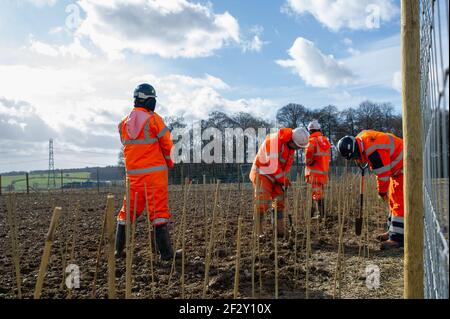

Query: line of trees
<box><xmin>118</xmin><ymin>100</ymin><xmax>403</xmax><ymax>169</ymax></box>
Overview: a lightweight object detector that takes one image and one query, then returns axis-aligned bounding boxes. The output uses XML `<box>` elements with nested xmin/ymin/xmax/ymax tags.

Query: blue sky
<box><xmin>0</xmin><ymin>0</ymin><xmax>404</xmax><ymax>172</ymax></box>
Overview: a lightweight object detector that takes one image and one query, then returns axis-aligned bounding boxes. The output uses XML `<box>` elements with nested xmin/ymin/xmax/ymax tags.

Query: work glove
<box><xmin>378</xmin><ymin>193</ymin><xmax>388</xmax><ymax>201</ymax></box>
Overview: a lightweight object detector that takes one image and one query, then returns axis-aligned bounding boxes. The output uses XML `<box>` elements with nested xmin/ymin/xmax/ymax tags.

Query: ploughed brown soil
<box><xmin>0</xmin><ymin>178</ymin><xmax>403</xmax><ymax>299</ymax></box>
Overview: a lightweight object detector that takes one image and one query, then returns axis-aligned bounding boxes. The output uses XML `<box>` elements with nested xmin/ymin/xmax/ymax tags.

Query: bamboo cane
<box><xmin>305</xmin><ymin>187</ymin><xmax>312</xmax><ymax>299</ymax></box>
<box><xmin>125</xmin><ymin>178</ymin><xmax>132</xmax><ymax>299</ymax></box>
<box><xmin>6</xmin><ymin>194</ymin><xmax>22</xmax><ymax>298</ymax></box>
<box><xmin>66</xmin><ymin>200</ymin><xmax>80</xmax><ymax>299</ymax></box>
<box><xmin>251</xmin><ymin>174</ymin><xmax>260</xmax><ymax>298</ymax></box>
<box><xmin>105</xmin><ymin>195</ymin><xmax>116</xmax><ymax>299</ymax></box>
<box><xmin>91</xmin><ymin>205</ymin><xmax>107</xmax><ymax>298</ymax></box>
<box><xmin>181</xmin><ymin>179</ymin><xmax>191</xmax><ymax>299</ymax></box>
<box><xmin>274</xmin><ymin>200</ymin><xmax>278</xmax><ymax>299</ymax></box>
<box><xmin>202</xmin><ymin>180</ymin><xmax>220</xmax><ymax>298</ymax></box>
<box><xmin>233</xmin><ymin>215</ymin><xmax>242</xmax><ymax>299</ymax></box>
<box><xmin>144</xmin><ymin>183</ymin><xmax>155</xmax><ymax>299</ymax></box>
<box><xmin>34</xmin><ymin>207</ymin><xmax>62</xmax><ymax>299</ymax></box>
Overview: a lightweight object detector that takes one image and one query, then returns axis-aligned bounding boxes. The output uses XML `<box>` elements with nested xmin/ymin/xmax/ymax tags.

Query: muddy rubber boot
<box><xmin>310</xmin><ymin>203</ymin><xmax>319</xmax><ymax>219</ymax></box>
<box><xmin>380</xmin><ymin>239</ymin><xmax>403</xmax><ymax>250</ymax></box>
<box><xmin>155</xmin><ymin>224</ymin><xmax>181</xmax><ymax>261</ymax></box>
<box><xmin>376</xmin><ymin>232</ymin><xmax>390</xmax><ymax>242</ymax></box>
<box><xmin>114</xmin><ymin>223</ymin><xmax>126</xmax><ymax>258</ymax></box>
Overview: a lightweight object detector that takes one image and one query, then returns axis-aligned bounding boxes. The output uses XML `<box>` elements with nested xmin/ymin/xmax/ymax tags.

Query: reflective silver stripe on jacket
<box><xmin>372</xmin><ymin>151</ymin><xmax>404</xmax><ymax>175</ymax></box>
<box><xmin>306</xmin><ymin>168</ymin><xmax>328</xmax><ymax>175</ymax></box>
<box><xmin>389</xmin><ymin>225</ymin><xmax>404</xmax><ymax>234</ymax></box>
<box><xmin>152</xmin><ymin>218</ymin><xmax>169</xmax><ymax>225</ymax></box>
<box><xmin>378</xmin><ymin>176</ymin><xmax>390</xmax><ymax>182</ymax></box>
<box><xmin>391</xmin><ymin>216</ymin><xmax>404</xmax><ymax>223</ymax></box>
<box><xmin>127</xmin><ymin>164</ymin><xmax>168</xmax><ymax>175</ymax></box>
<box><xmin>157</xmin><ymin>126</ymin><xmax>170</xmax><ymax>138</ymax></box>
<box><xmin>122</xmin><ymin>120</ymin><xmax>159</xmax><ymax>145</ymax></box>
<box><xmin>253</xmin><ymin>168</ymin><xmax>276</xmax><ymax>183</ymax></box>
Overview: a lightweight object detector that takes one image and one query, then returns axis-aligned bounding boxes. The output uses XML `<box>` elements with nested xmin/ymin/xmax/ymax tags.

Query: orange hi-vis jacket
<box><xmin>305</xmin><ymin>131</ymin><xmax>331</xmax><ymax>184</ymax></box>
<box><xmin>249</xmin><ymin>128</ymin><xmax>296</xmax><ymax>186</ymax></box>
<box><xmin>356</xmin><ymin>130</ymin><xmax>403</xmax><ymax>194</ymax></box>
<box><xmin>117</xmin><ymin>107</ymin><xmax>174</xmax><ymax>226</ymax></box>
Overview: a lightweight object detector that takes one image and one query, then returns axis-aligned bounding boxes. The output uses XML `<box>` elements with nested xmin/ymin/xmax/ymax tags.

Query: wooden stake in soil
<box><xmin>274</xmin><ymin>201</ymin><xmax>279</xmax><ymax>299</ymax></box>
<box><xmin>105</xmin><ymin>195</ymin><xmax>117</xmax><ymax>299</ymax></box>
<box><xmin>6</xmin><ymin>194</ymin><xmax>22</xmax><ymax>298</ymax></box>
<box><xmin>125</xmin><ymin>178</ymin><xmax>132</xmax><ymax>299</ymax></box>
<box><xmin>144</xmin><ymin>183</ymin><xmax>155</xmax><ymax>299</ymax></box>
<box><xmin>181</xmin><ymin>179</ymin><xmax>191</xmax><ymax>299</ymax></box>
<box><xmin>34</xmin><ymin>207</ymin><xmax>62</xmax><ymax>299</ymax></box>
<box><xmin>233</xmin><ymin>215</ymin><xmax>243</xmax><ymax>299</ymax></box>
<box><xmin>91</xmin><ymin>205</ymin><xmax>107</xmax><ymax>298</ymax></box>
<box><xmin>202</xmin><ymin>180</ymin><xmax>220</xmax><ymax>298</ymax></box>
<box><xmin>305</xmin><ymin>187</ymin><xmax>312</xmax><ymax>299</ymax></box>
<box><xmin>66</xmin><ymin>200</ymin><xmax>80</xmax><ymax>300</ymax></box>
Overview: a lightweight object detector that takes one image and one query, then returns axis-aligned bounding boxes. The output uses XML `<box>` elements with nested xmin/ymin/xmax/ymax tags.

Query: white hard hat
<box><xmin>307</xmin><ymin>120</ymin><xmax>321</xmax><ymax>131</ymax></box>
<box><xmin>292</xmin><ymin>127</ymin><xmax>309</xmax><ymax>147</ymax></box>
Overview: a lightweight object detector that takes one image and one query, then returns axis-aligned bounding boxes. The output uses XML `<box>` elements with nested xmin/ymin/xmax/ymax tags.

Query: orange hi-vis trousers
<box><xmin>252</xmin><ymin>174</ymin><xmax>285</xmax><ymax>215</ymax></box>
<box><xmin>117</xmin><ymin>170</ymin><xmax>171</xmax><ymax>226</ymax></box>
<box><xmin>388</xmin><ymin>174</ymin><xmax>404</xmax><ymax>242</ymax></box>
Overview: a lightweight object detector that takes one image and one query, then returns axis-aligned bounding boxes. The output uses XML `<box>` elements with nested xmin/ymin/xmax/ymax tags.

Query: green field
<box><xmin>1</xmin><ymin>172</ymin><xmax>91</xmax><ymax>191</ymax></box>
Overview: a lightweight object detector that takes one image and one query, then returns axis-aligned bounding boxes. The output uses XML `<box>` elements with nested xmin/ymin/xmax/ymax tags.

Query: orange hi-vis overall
<box><xmin>249</xmin><ymin>128</ymin><xmax>296</xmax><ymax>215</ymax></box>
<box><xmin>117</xmin><ymin>107</ymin><xmax>174</xmax><ymax>226</ymax></box>
<box><xmin>305</xmin><ymin>132</ymin><xmax>331</xmax><ymax>201</ymax></box>
<box><xmin>356</xmin><ymin>130</ymin><xmax>404</xmax><ymax>241</ymax></box>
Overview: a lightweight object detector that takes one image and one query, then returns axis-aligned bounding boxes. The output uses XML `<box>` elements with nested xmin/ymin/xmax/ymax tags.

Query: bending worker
<box><xmin>250</xmin><ymin>127</ymin><xmax>309</xmax><ymax>237</ymax></box>
<box><xmin>337</xmin><ymin>130</ymin><xmax>404</xmax><ymax>250</ymax></box>
<box><xmin>115</xmin><ymin>83</ymin><xmax>179</xmax><ymax>261</ymax></box>
<box><xmin>305</xmin><ymin>120</ymin><xmax>331</xmax><ymax>218</ymax></box>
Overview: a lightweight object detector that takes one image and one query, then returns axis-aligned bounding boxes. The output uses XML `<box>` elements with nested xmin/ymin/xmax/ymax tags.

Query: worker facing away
<box><xmin>250</xmin><ymin>127</ymin><xmax>310</xmax><ymax>237</ymax></box>
<box><xmin>305</xmin><ymin>121</ymin><xmax>331</xmax><ymax>218</ymax></box>
<box><xmin>337</xmin><ymin>130</ymin><xmax>404</xmax><ymax>250</ymax></box>
<box><xmin>116</xmin><ymin>83</ymin><xmax>180</xmax><ymax>261</ymax></box>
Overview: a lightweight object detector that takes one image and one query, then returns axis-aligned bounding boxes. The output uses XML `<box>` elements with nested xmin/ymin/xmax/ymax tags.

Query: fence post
<box><xmin>26</xmin><ymin>173</ymin><xmax>29</xmax><ymax>195</ymax></box>
<box><xmin>0</xmin><ymin>174</ymin><xmax>2</xmax><ymax>195</ymax></box>
<box><xmin>96</xmin><ymin>167</ymin><xmax>100</xmax><ymax>194</ymax></box>
<box><xmin>60</xmin><ymin>171</ymin><xmax>63</xmax><ymax>193</ymax></box>
<box><xmin>401</xmin><ymin>0</ymin><xmax>424</xmax><ymax>299</ymax></box>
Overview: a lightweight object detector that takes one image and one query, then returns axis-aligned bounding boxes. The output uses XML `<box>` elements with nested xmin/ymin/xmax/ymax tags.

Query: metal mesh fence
<box><xmin>420</xmin><ymin>0</ymin><xmax>449</xmax><ymax>299</ymax></box>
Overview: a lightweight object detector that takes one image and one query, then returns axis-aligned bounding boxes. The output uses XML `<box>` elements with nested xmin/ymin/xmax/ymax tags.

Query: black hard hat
<box><xmin>134</xmin><ymin>83</ymin><xmax>157</xmax><ymax>111</ymax></box>
<box><xmin>134</xmin><ymin>83</ymin><xmax>156</xmax><ymax>100</ymax></box>
<box><xmin>337</xmin><ymin>136</ymin><xmax>361</xmax><ymax>160</ymax></box>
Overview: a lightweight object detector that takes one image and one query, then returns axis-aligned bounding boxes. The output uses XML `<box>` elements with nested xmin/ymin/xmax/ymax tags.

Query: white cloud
<box><xmin>284</xmin><ymin>0</ymin><xmax>399</xmax><ymax>31</ymax></box>
<box><xmin>75</xmin><ymin>0</ymin><xmax>241</xmax><ymax>59</ymax></box>
<box><xmin>392</xmin><ymin>71</ymin><xmax>402</xmax><ymax>92</ymax></box>
<box><xmin>343</xmin><ymin>34</ymin><xmax>400</xmax><ymax>90</ymax></box>
<box><xmin>243</xmin><ymin>35</ymin><xmax>265</xmax><ymax>53</ymax></box>
<box><xmin>25</xmin><ymin>0</ymin><xmax>58</xmax><ymax>6</ymax></box>
<box><xmin>276</xmin><ymin>37</ymin><xmax>355</xmax><ymax>88</ymax></box>
<box><xmin>29</xmin><ymin>38</ymin><xmax>93</xmax><ymax>59</ymax></box>
<box><xmin>132</xmin><ymin>73</ymin><xmax>274</xmax><ymax>121</ymax></box>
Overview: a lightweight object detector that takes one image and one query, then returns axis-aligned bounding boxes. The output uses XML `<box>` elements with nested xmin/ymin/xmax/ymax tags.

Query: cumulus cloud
<box><xmin>284</xmin><ymin>0</ymin><xmax>399</xmax><ymax>31</ymax></box>
<box><xmin>25</xmin><ymin>0</ymin><xmax>58</xmax><ymax>6</ymax></box>
<box><xmin>0</xmin><ymin>97</ymin><xmax>56</xmax><ymax>142</ymax></box>
<box><xmin>392</xmin><ymin>71</ymin><xmax>402</xmax><ymax>92</ymax></box>
<box><xmin>132</xmin><ymin>73</ymin><xmax>275</xmax><ymax>121</ymax></box>
<box><xmin>75</xmin><ymin>0</ymin><xmax>241</xmax><ymax>59</ymax></box>
<box><xmin>29</xmin><ymin>38</ymin><xmax>93</xmax><ymax>59</ymax></box>
<box><xmin>276</xmin><ymin>37</ymin><xmax>355</xmax><ymax>88</ymax></box>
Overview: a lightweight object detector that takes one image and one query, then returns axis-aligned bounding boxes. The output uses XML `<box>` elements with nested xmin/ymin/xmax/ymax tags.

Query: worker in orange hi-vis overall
<box><xmin>249</xmin><ymin>127</ymin><xmax>310</xmax><ymax>238</ymax></box>
<box><xmin>115</xmin><ymin>83</ymin><xmax>180</xmax><ymax>261</ymax></box>
<box><xmin>305</xmin><ymin>120</ymin><xmax>331</xmax><ymax>219</ymax></box>
<box><xmin>337</xmin><ymin>130</ymin><xmax>404</xmax><ymax>250</ymax></box>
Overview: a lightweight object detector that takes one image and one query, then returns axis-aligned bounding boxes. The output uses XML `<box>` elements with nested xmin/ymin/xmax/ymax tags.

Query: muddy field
<box><xmin>0</xmin><ymin>175</ymin><xmax>403</xmax><ymax>299</ymax></box>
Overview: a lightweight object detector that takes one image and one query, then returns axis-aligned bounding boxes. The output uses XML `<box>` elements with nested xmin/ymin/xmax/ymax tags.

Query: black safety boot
<box><xmin>115</xmin><ymin>223</ymin><xmax>126</xmax><ymax>258</ymax></box>
<box><xmin>155</xmin><ymin>224</ymin><xmax>182</xmax><ymax>261</ymax></box>
<box><xmin>318</xmin><ymin>199</ymin><xmax>325</xmax><ymax>217</ymax></box>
